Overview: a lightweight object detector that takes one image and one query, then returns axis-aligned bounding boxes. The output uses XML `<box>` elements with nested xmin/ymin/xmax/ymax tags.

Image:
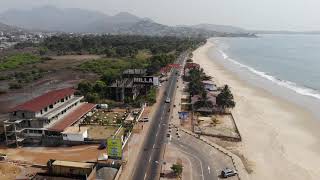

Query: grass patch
<box><xmin>0</xmin><ymin>53</ymin><xmax>41</xmax><ymax>70</ymax></box>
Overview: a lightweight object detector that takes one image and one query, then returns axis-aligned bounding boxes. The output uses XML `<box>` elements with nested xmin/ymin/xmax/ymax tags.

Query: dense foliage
<box><xmin>0</xmin><ymin>53</ymin><xmax>41</xmax><ymax>70</ymax></box>
<box><xmin>42</xmin><ymin>34</ymin><xmax>204</xmax><ymax>56</ymax></box>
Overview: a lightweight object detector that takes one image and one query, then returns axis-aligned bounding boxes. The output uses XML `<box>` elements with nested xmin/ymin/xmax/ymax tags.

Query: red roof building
<box><xmin>12</xmin><ymin>88</ymin><xmax>76</xmax><ymax>112</ymax></box>
<box><xmin>48</xmin><ymin>103</ymin><xmax>95</xmax><ymax>132</ymax></box>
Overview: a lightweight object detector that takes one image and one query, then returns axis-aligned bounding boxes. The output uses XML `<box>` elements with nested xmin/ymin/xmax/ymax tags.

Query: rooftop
<box><xmin>52</xmin><ymin>160</ymin><xmax>95</xmax><ymax>169</ymax></box>
<box><xmin>12</xmin><ymin>87</ymin><xmax>76</xmax><ymax>112</ymax></box>
<box><xmin>48</xmin><ymin>103</ymin><xmax>96</xmax><ymax>132</ymax></box>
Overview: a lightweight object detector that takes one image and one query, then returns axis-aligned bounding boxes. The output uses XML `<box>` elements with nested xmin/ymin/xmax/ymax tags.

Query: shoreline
<box><xmin>192</xmin><ymin>41</ymin><xmax>320</xmax><ymax>180</ymax></box>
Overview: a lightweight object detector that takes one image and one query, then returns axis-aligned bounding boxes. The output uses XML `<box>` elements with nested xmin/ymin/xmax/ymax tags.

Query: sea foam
<box><xmin>218</xmin><ymin>49</ymin><xmax>320</xmax><ymax>100</ymax></box>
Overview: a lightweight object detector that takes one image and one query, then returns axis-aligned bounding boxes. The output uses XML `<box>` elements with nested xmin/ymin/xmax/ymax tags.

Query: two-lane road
<box><xmin>132</xmin><ymin>53</ymin><xmax>187</xmax><ymax>180</ymax></box>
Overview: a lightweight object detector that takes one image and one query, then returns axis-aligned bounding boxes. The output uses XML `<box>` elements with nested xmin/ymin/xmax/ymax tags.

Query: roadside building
<box><xmin>3</xmin><ymin>87</ymin><xmax>95</xmax><ymax>146</ymax></box>
<box><xmin>108</xmin><ymin>69</ymin><xmax>159</xmax><ymax>102</ymax></box>
<box><xmin>44</xmin><ymin>160</ymin><xmax>96</xmax><ymax>179</ymax></box>
<box><xmin>62</xmin><ymin>126</ymin><xmax>88</xmax><ymax>142</ymax></box>
<box><xmin>202</xmin><ymin>80</ymin><xmax>218</xmax><ymax>91</ymax></box>
<box><xmin>191</xmin><ymin>92</ymin><xmax>220</xmax><ymax>115</ymax></box>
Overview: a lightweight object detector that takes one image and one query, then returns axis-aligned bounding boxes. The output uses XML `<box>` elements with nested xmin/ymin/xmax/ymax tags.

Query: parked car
<box><xmin>221</xmin><ymin>168</ymin><xmax>238</xmax><ymax>178</ymax></box>
<box><xmin>141</xmin><ymin>117</ymin><xmax>149</xmax><ymax>122</ymax></box>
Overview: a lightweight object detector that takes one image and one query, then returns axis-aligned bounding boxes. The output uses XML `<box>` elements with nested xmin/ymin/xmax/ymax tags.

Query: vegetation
<box><xmin>187</xmin><ymin>68</ymin><xmax>206</xmax><ymax>96</ymax></box>
<box><xmin>0</xmin><ymin>53</ymin><xmax>41</xmax><ymax>70</ymax></box>
<box><xmin>146</xmin><ymin>87</ymin><xmax>157</xmax><ymax>104</ymax></box>
<box><xmin>171</xmin><ymin>163</ymin><xmax>183</xmax><ymax>177</ymax></box>
<box><xmin>216</xmin><ymin>85</ymin><xmax>236</xmax><ymax>110</ymax></box>
<box><xmin>41</xmin><ymin>34</ymin><xmax>204</xmax><ymax>56</ymax></box>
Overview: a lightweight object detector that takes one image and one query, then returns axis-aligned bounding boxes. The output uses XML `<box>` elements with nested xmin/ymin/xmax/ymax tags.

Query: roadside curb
<box><xmin>178</xmin><ymin>127</ymin><xmax>249</xmax><ymax>180</ymax></box>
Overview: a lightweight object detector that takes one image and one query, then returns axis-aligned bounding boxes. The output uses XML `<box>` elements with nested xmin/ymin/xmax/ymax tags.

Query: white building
<box><xmin>62</xmin><ymin>126</ymin><xmax>88</xmax><ymax>142</ymax></box>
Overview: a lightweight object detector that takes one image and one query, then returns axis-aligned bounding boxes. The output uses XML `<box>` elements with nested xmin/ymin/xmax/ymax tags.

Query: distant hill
<box><xmin>0</xmin><ymin>6</ymin><xmax>255</xmax><ymax>37</ymax></box>
<box><xmin>181</xmin><ymin>24</ymin><xmax>247</xmax><ymax>34</ymax></box>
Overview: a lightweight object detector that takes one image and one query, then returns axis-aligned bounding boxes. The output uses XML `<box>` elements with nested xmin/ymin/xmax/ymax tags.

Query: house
<box><xmin>202</xmin><ymin>80</ymin><xmax>218</xmax><ymax>91</ymax></box>
<box><xmin>191</xmin><ymin>92</ymin><xmax>220</xmax><ymax>115</ymax></box>
<box><xmin>4</xmin><ymin>87</ymin><xmax>95</xmax><ymax>146</ymax></box>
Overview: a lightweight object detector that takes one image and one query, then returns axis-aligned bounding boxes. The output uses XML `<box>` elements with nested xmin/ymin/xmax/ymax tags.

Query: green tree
<box><xmin>216</xmin><ymin>85</ymin><xmax>236</xmax><ymax>110</ymax></box>
<box><xmin>86</xmin><ymin>92</ymin><xmax>100</xmax><ymax>103</ymax></box>
<box><xmin>93</xmin><ymin>80</ymin><xmax>107</xmax><ymax>97</ymax></box>
<box><xmin>171</xmin><ymin>163</ymin><xmax>183</xmax><ymax>177</ymax></box>
<box><xmin>77</xmin><ymin>81</ymin><xmax>92</xmax><ymax>95</ymax></box>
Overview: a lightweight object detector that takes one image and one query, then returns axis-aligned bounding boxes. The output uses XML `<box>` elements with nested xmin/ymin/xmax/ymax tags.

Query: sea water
<box><xmin>208</xmin><ymin>35</ymin><xmax>320</xmax><ymax>117</ymax></box>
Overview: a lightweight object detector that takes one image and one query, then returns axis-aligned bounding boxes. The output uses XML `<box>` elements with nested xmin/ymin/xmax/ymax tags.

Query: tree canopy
<box><xmin>216</xmin><ymin>85</ymin><xmax>236</xmax><ymax>110</ymax></box>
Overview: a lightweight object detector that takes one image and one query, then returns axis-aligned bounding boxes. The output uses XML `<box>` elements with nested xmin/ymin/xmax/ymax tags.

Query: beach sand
<box><xmin>192</xmin><ymin>41</ymin><xmax>320</xmax><ymax>180</ymax></box>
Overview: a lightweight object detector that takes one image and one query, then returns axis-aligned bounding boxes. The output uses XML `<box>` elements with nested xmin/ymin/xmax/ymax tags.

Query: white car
<box><xmin>165</xmin><ymin>97</ymin><xmax>171</xmax><ymax>103</ymax></box>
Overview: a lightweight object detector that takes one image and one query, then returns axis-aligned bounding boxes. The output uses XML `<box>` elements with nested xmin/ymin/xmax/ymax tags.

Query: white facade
<box><xmin>62</xmin><ymin>127</ymin><xmax>88</xmax><ymax>141</ymax></box>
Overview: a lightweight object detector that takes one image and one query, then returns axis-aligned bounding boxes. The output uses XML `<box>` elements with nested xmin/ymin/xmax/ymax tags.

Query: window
<box><xmin>22</xmin><ymin>113</ymin><xmax>25</xmax><ymax>118</ymax></box>
<box><xmin>13</xmin><ymin>111</ymin><xmax>16</xmax><ymax>116</ymax></box>
<box><xmin>61</xmin><ymin>98</ymin><xmax>64</xmax><ymax>102</ymax></box>
<box><xmin>49</xmin><ymin>104</ymin><xmax>53</xmax><ymax>108</ymax></box>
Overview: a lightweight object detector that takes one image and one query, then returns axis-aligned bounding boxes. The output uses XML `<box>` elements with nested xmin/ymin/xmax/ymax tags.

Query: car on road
<box><xmin>166</xmin><ymin>133</ymin><xmax>170</xmax><ymax>137</ymax></box>
<box><xmin>141</xmin><ymin>117</ymin><xmax>149</xmax><ymax>122</ymax></box>
<box><xmin>165</xmin><ymin>97</ymin><xmax>171</xmax><ymax>103</ymax></box>
<box><xmin>220</xmin><ymin>168</ymin><xmax>238</xmax><ymax>178</ymax></box>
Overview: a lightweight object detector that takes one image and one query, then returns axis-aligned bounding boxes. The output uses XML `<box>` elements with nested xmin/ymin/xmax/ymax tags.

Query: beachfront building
<box><xmin>202</xmin><ymin>80</ymin><xmax>218</xmax><ymax>91</ymax></box>
<box><xmin>3</xmin><ymin>87</ymin><xmax>95</xmax><ymax>146</ymax></box>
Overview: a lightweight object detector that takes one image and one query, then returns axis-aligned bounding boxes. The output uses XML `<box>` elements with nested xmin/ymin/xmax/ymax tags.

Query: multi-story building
<box><xmin>4</xmin><ymin>87</ymin><xmax>95</xmax><ymax>146</ymax></box>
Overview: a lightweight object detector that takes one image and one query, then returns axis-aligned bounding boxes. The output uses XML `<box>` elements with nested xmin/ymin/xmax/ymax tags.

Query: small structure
<box><xmin>48</xmin><ymin>160</ymin><xmax>95</xmax><ymax>178</ymax></box>
<box><xmin>62</xmin><ymin>126</ymin><xmax>88</xmax><ymax>142</ymax></box>
<box><xmin>202</xmin><ymin>80</ymin><xmax>218</xmax><ymax>91</ymax></box>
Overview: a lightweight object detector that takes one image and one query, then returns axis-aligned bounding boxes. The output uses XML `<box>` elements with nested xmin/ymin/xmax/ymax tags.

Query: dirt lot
<box><xmin>0</xmin><ymin>163</ymin><xmax>21</xmax><ymax>180</ymax></box>
<box><xmin>0</xmin><ymin>145</ymin><xmax>104</xmax><ymax>165</ymax></box>
<box><xmin>85</xmin><ymin>125</ymin><xmax>120</xmax><ymax>140</ymax></box>
<box><xmin>0</xmin><ymin>55</ymin><xmax>101</xmax><ymax>113</ymax></box>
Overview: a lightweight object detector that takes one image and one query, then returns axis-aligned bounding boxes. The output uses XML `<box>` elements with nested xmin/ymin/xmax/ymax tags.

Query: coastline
<box><xmin>192</xmin><ymin>41</ymin><xmax>320</xmax><ymax>180</ymax></box>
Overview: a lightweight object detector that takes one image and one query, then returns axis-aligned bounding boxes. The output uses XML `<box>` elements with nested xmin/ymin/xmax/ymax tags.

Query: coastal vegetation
<box><xmin>216</xmin><ymin>85</ymin><xmax>236</xmax><ymax>110</ymax></box>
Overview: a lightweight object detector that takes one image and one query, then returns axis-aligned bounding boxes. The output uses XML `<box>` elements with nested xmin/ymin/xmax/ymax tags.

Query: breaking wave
<box><xmin>218</xmin><ymin>49</ymin><xmax>320</xmax><ymax>100</ymax></box>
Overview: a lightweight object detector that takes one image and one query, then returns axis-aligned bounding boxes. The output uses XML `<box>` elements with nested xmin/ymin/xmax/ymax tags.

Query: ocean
<box><xmin>208</xmin><ymin>35</ymin><xmax>320</xmax><ymax>115</ymax></box>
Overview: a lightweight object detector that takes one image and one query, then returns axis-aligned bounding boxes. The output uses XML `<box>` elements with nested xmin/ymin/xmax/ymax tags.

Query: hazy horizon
<box><xmin>0</xmin><ymin>0</ymin><xmax>320</xmax><ymax>31</ymax></box>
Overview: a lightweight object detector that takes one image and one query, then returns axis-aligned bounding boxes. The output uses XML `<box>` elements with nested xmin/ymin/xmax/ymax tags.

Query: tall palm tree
<box><xmin>216</xmin><ymin>85</ymin><xmax>235</xmax><ymax>110</ymax></box>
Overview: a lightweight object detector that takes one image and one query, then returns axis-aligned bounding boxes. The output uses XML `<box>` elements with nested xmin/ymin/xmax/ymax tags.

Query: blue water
<box><xmin>211</xmin><ymin>35</ymin><xmax>320</xmax><ymax>100</ymax></box>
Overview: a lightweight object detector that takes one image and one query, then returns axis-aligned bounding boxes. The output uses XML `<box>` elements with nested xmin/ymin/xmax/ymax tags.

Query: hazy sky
<box><xmin>0</xmin><ymin>0</ymin><xmax>319</xmax><ymax>31</ymax></box>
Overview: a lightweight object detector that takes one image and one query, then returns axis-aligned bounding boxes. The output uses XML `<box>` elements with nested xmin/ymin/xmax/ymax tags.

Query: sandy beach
<box><xmin>192</xmin><ymin>41</ymin><xmax>320</xmax><ymax>180</ymax></box>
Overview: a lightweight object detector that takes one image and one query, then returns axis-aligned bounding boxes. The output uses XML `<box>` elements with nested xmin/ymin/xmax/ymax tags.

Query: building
<box><xmin>202</xmin><ymin>80</ymin><xmax>218</xmax><ymax>91</ymax></box>
<box><xmin>108</xmin><ymin>69</ymin><xmax>159</xmax><ymax>102</ymax></box>
<box><xmin>4</xmin><ymin>87</ymin><xmax>95</xmax><ymax>146</ymax></box>
<box><xmin>62</xmin><ymin>126</ymin><xmax>88</xmax><ymax>142</ymax></box>
<box><xmin>47</xmin><ymin>160</ymin><xmax>95</xmax><ymax>178</ymax></box>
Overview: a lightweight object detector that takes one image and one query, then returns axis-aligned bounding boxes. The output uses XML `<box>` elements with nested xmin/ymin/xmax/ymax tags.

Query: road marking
<box><xmin>208</xmin><ymin>166</ymin><xmax>211</xmax><ymax>174</ymax></box>
<box><xmin>144</xmin><ymin>173</ymin><xmax>147</xmax><ymax>180</ymax></box>
<box><xmin>153</xmin><ymin>144</ymin><xmax>155</xmax><ymax>149</ymax></box>
<box><xmin>149</xmin><ymin>156</ymin><xmax>151</xmax><ymax>162</ymax></box>
<box><xmin>172</xmin><ymin>146</ymin><xmax>205</xmax><ymax>180</ymax></box>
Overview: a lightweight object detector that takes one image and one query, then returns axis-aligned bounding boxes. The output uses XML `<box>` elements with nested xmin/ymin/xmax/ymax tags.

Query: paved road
<box><xmin>132</xmin><ymin>53</ymin><xmax>188</xmax><ymax>180</ymax></box>
<box><xmin>169</xmin><ymin>130</ymin><xmax>218</xmax><ymax>180</ymax></box>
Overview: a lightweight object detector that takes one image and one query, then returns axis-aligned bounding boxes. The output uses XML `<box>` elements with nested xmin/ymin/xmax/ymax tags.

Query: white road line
<box><xmin>153</xmin><ymin>144</ymin><xmax>155</xmax><ymax>149</ymax></box>
<box><xmin>144</xmin><ymin>173</ymin><xmax>147</xmax><ymax>180</ymax></box>
<box><xmin>172</xmin><ymin>146</ymin><xmax>205</xmax><ymax>180</ymax></box>
<box><xmin>149</xmin><ymin>156</ymin><xmax>152</xmax><ymax>162</ymax></box>
<box><xmin>208</xmin><ymin>166</ymin><xmax>211</xmax><ymax>174</ymax></box>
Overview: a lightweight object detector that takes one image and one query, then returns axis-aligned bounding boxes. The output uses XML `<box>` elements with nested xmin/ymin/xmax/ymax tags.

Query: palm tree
<box><xmin>216</xmin><ymin>85</ymin><xmax>235</xmax><ymax>110</ymax></box>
